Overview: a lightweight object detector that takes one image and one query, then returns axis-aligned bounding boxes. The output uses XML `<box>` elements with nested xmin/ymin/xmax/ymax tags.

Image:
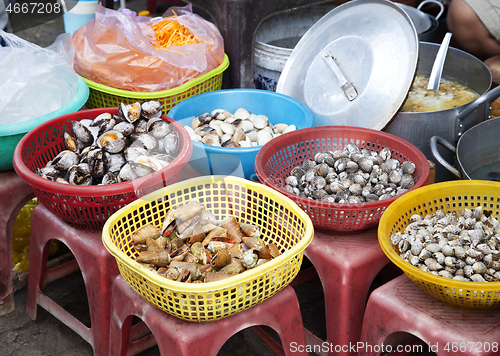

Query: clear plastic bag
<box><xmin>0</xmin><ymin>30</ymin><xmax>78</xmax><ymax>125</ymax></box>
<box><xmin>72</xmin><ymin>4</ymin><xmax>224</xmax><ymax>92</ymax></box>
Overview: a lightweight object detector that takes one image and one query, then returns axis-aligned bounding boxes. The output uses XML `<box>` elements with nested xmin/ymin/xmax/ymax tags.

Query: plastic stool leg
<box><xmin>25</xmin><ymin>212</ymin><xmax>51</xmax><ymax>321</ymax></box>
<box><xmin>303</xmin><ymin>228</ymin><xmax>390</xmax><ymax>356</ymax></box>
<box><xmin>26</xmin><ymin>204</ymin><xmax>119</xmax><ymax>356</ymax></box>
<box><xmin>360</xmin><ymin>274</ymin><xmax>500</xmax><ymax>356</ymax></box>
<box><xmin>110</xmin><ymin>274</ymin><xmax>308</xmax><ymax>356</ymax></box>
<box><xmin>0</xmin><ymin>171</ymin><xmax>34</xmax><ymax>316</ymax></box>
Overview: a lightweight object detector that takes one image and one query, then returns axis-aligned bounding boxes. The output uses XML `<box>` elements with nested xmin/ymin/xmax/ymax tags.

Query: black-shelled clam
<box><xmin>36</xmin><ymin>100</ymin><xmax>181</xmax><ymax>185</ymax></box>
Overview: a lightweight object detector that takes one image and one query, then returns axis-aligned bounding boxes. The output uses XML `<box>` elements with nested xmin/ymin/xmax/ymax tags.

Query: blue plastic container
<box><xmin>168</xmin><ymin>89</ymin><xmax>313</xmax><ymax>180</ymax></box>
<box><xmin>0</xmin><ymin>76</ymin><xmax>89</xmax><ymax>171</ymax></box>
<box><xmin>62</xmin><ymin>0</ymin><xmax>98</xmax><ymax>36</ymax></box>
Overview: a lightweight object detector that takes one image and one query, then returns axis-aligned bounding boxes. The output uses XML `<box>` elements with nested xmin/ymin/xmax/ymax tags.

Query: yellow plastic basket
<box><xmin>379</xmin><ymin>180</ymin><xmax>500</xmax><ymax>311</ymax></box>
<box><xmin>83</xmin><ymin>54</ymin><xmax>229</xmax><ymax>114</ymax></box>
<box><xmin>102</xmin><ymin>175</ymin><xmax>314</xmax><ymax>322</ymax></box>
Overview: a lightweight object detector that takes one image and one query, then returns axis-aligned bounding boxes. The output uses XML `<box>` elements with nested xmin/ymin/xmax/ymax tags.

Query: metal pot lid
<box><xmin>276</xmin><ymin>0</ymin><xmax>419</xmax><ymax>130</ymax></box>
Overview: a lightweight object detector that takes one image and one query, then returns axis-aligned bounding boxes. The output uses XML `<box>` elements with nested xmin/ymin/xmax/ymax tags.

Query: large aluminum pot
<box><xmin>383</xmin><ymin>42</ymin><xmax>500</xmax><ymax>182</ymax></box>
<box><xmin>398</xmin><ymin>0</ymin><xmax>444</xmax><ymax>43</ymax></box>
<box><xmin>430</xmin><ymin>117</ymin><xmax>500</xmax><ymax>180</ymax></box>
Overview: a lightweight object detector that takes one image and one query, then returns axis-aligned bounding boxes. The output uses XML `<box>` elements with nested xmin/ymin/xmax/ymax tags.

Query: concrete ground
<box><xmin>1</xmin><ymin>1</ymin><xmax>438</xmax><ymax>355</ymax></box>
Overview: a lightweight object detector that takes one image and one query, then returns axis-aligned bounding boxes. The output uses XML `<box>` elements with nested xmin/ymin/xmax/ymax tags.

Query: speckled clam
<box><xmin>393</xmin><ymin>206</ymin><xmax>500</xmax><ymax>282</ymax></box>
<box><xmin>36</xmin><ymin>101</ymin><xmax>182</xmax><ymax>185</ymax></box>
<box><xmin>185</xmin><ymin>108</ymin><xmax>296</xmax><ymax>148</ymax></box>
<box><xmin>283</xmin><ymin>143</ymin><xmax>416</xmax><ymax>203</ymax></box>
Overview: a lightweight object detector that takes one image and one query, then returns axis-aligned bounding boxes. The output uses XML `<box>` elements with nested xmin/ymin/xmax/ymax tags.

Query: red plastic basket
<box><xmin>255</xmin><ymin>126</ymin><xmax>430</xmax><ymax>231</ymax></box>
<box><xmin>13</xmin><ymin>108</ymin><xmax>192</xmax><ymax>230</ymax></box>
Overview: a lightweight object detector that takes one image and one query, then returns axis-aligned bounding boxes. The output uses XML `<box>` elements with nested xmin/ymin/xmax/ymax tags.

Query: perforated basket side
<box><xmin>255</xmin><ymin>126</ymin><xmax>430</xmax><ymax>231</ymax></box>
<box><xmin>378</xmin><ymin>180</ymin><xmax>500</xmax><ymax>310</ymax></box>
<box><xmin>84</xmin><ymin>54</ymin><xmax>229</xmax><ymax>114</ymax></box>
<box><xmin>13</xmin><ymin>108</ymin><xmax>192</xmax><ymax>230</ymax></box>
<box><xmin>102</xmin><ymin>176</ymin><xmax>314</xmax><ymax>322</ymax></box>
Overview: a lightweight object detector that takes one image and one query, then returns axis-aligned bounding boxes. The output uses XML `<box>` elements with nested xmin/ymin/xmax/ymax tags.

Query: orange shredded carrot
<box><xmin>148</xmin><ymin>13</ymin><xmax>200</xmax><ymax>54</ymax></box>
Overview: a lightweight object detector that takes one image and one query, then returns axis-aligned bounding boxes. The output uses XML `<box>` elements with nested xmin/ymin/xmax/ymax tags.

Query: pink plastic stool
<box><xmin>109</xmin><ymin>274</ymin><xmax>308</xmax><ymax>356</ymax></box>
<box><xmin>0</xmin><ymin>171</ymin><xmax>34</xmax><ymax>316</ymax></box>
<box><xmin>26</xmin><ymin>204</ymin><xmax>119</xmax><ymax>356</ymax></box>
<box><xmin>303</xmin><ymin>227</ymin><xmax>391</xmax><ymax>356</ymax></box>
<box><xmin>359</xmin><ymin>274</ymin><xmax>500</xmax><ymax>356</ymax></box>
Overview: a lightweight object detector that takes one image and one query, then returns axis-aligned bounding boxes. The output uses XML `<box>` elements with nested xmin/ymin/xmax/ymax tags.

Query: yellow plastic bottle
<box><xmin>12</xmin><ymin>199</ymin><xmax>59</xmax><ymax>273</ymax></box>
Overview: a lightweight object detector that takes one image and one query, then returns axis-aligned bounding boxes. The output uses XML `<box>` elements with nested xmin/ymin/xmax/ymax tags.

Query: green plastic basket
<box><xmin>83</xmin><ymin>54</ymin><xmax>229</xmax><ymax>114</ymax></box>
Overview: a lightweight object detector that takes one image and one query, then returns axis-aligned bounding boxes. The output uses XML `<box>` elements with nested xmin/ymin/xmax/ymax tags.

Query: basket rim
<box><xmin>102</xmin><ymin>175</ymin><xmax>315</xmax><ymax>292</ymax></box>
<box><xmin>13</xmin><ymin>107</ymin><xmax>193</xmax><ymax>197</ymax></box>
<box><xmin>0</xmin><ymin>75</ymin><xmax>90</xmax><ymax>136</ymax></box>
<box><xmin>254</xmin><ymin>125</ymin><xmax>430</xmax><ymax>211</ymax></box>
<box><xmin>169</xmin><ymin>88</ymin><xmax>314</xmax><ymax>154</ymax></box>
<box><xmin>82</xmin><ymin>54</ymin><xmax>229</xmax><ymax>98</ymax></box>
<box><xmin>379</xmin><ymin>179</ymin><xmax>500</xmax><ymax>292</ymax></box>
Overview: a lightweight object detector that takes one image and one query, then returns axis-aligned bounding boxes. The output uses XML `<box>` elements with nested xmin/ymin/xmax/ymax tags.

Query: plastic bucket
<box><xmin>253</xmin><ymin>4</ymin><xmax>337</xmax><ymax>91</ymax></box>
<box><xmin>61</xmin><ymin>0</ymin><xmax>98</xmax><ymax>36</ymax></box>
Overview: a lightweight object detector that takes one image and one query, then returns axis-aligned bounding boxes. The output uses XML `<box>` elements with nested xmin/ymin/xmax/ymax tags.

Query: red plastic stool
<box><xmin>109</xmin><ymin>274</ymin><xmax>308</xmax><ymax>356</ymax></box>
<box><xmin>0</xmin><ymin>171</ymin><xmax>34</xmax><ymax>316</ymax></box>
<box><xmin>302</xmin><ymin>227</ymin><xmax>391</xmax><ymax>356</ymax></box>
<box><xmin>26</xmin><ymin>204</ymin><xmax>119</xmax><ymax>356</ymax></box>
<box><xmin>359</xmin><ymin>274</ymin><xmax>500</xmax><ymax>356</ymax></box>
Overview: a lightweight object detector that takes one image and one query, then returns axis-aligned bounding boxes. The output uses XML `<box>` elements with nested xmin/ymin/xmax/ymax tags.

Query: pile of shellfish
<box><xmin>283</xmin><ymin>143</ymin><xmax>416</xmax><ymax>203</ymax></box>
<box><xmin>36</xmin><ymin>101</ymin><xmax>181</xmax><ymax>185</ymax></box>
<box><xmin>132</xmin><ymin>199</ymin><xmax>280</xmax><ymax>283</ymax></box>
<box><xmin>392</xmin><ymin>206</ymin><xmax>500</xmax><ymax>282</ymax></box>
<box><xmin>184</xmin><ymin>107</ymin><xmax>296</xmax><ymax>148</ymax></box>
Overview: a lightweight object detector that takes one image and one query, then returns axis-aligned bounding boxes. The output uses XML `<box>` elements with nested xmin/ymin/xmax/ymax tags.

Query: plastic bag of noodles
<box><xmin>72</xmin><ymin>3</ymin><xmax>224</xmax><ymax>92</ymax></box>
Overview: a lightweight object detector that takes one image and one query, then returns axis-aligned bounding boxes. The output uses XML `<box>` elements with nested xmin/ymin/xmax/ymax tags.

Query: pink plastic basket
<box><xmin>14</xmin><ymin>108</ymin><xmax>192</xmax><ymax>230</ymax></box>
<box><xmin>255</xmin><ymin>126</ymin><xmax>430</xmax><ymax>231</ymax></box>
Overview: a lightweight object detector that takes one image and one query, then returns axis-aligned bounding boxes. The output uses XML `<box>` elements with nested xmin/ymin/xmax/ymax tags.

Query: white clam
<box><xmin>184</xmin><ymin>126</ymin><xmax>196</xmax><ymax>137</ymax></box>
<box><xmin>190</xmin><ymin>107</ymin><xmax>294</xmax><ymax>149</ymax></box>
<box><xmin>233</xmin><ymin>108</ymin><xmax>251</xmax><ymax>120</ymax></box>
<box><xmin>211</xmin><ymin>109</ymin><xmax>232</xmax><ymax>120</ymax></box>
<box><xmin>221</xmin><ymin>133</ymin><xmax>233</xmax><ymax>143</ymax></box>
<box><xmin>209</xmin><ymin>120</ymin><xmax>223</xmax><ymax>136</ymax></box>
<box><xmin>237</xmin><ymin>120</ymin><xmax>254</xmax><ymax>131</ymax></box>
<box><xmin>192</xmin><ymin>134</ymin><xmax>202</xmax><ymax>142</ymax></box>
<box><xmin>220</xmin><ymin>122</ymin><xmax>236</xmax><ymax>135</ymax></box>
<box><xmin>238</xmin><ymin>141</ymin><xmax>251</xmax><ymax>147</ymax></box>
<box><xmin>261</xmin><ymin>126</ymin><xmax>273</xmax><ymax>134</ymax></box>
<box><xmin>248</xmin><ymin>113</ymin><xmax>258</xmax><ymax>123</ymax></box>
<box><xmin>273</xmin><ymin>123</ymin><xmax>288</xmax><ymax>134</ymax></box>
<box><xmin>246</xmin><ymin>130</ymin><xmax>258</xmax><ymax>142</ymax></box>
<box><xmin>257</xmin><ymin>131</ymin><xmax>273</xmax><ymax>146</ymax></box>
<box><xmin>253</xmin><ymin>115</ymin><xmax>269</xmax><ymax>130</ymax></box>
<box><xmin>283</xmin><ymin>124</ymin><xmax>296</xmax><ymax>134</ymax></box>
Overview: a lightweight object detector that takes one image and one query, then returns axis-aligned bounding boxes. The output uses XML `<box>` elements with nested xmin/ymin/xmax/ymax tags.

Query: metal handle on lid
<box><xmin>322</xmin><ymin>50</ymin><xmax>358</xmax><ymax>101</ymax></box>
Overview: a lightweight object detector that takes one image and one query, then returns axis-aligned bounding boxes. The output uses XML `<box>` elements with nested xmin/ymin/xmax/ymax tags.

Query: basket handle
<box><xmin>430</xmin><ymin>135</ymin><xmax>461</xmax><ymax>178</ymax></box>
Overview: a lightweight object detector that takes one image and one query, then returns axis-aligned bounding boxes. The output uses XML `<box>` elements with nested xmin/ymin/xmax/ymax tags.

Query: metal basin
<box><xmin>383</xmin><ymin>42</ymin><xmax>500</xmax><ymax>182</ymax></box>
<box><xmin>398</xmin><ymin>0</ymin><xmax>444</xmax><ymax>43</ymax></box>
<box><xmin>431</xmin><ymin>117</ymin><xmax>500</xmax><ymax>180</ymax></box>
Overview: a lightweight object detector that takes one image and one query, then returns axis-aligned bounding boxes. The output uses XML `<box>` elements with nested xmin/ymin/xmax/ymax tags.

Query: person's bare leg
<box><xmin>447</xmin><ymin>0</ymin><xmax>500</xmax><ymax>60</ymax></box>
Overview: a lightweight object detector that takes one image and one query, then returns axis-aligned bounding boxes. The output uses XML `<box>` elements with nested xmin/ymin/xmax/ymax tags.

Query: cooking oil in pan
<box><xmin>468</xmin><ymin>161</ymin><xmax>500</xmax><ymax>181</ymax></box>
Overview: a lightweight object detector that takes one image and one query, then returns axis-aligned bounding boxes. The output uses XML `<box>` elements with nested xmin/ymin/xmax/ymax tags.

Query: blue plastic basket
<box><xmin>168</xmin><ymin>89</ymin><xmax>313</xmax><ymax>180</ymax></box>
<box><xmin>0</xmin><ymin>76</ymin><xmax>89</xmax><ymax>171</ymax></box>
